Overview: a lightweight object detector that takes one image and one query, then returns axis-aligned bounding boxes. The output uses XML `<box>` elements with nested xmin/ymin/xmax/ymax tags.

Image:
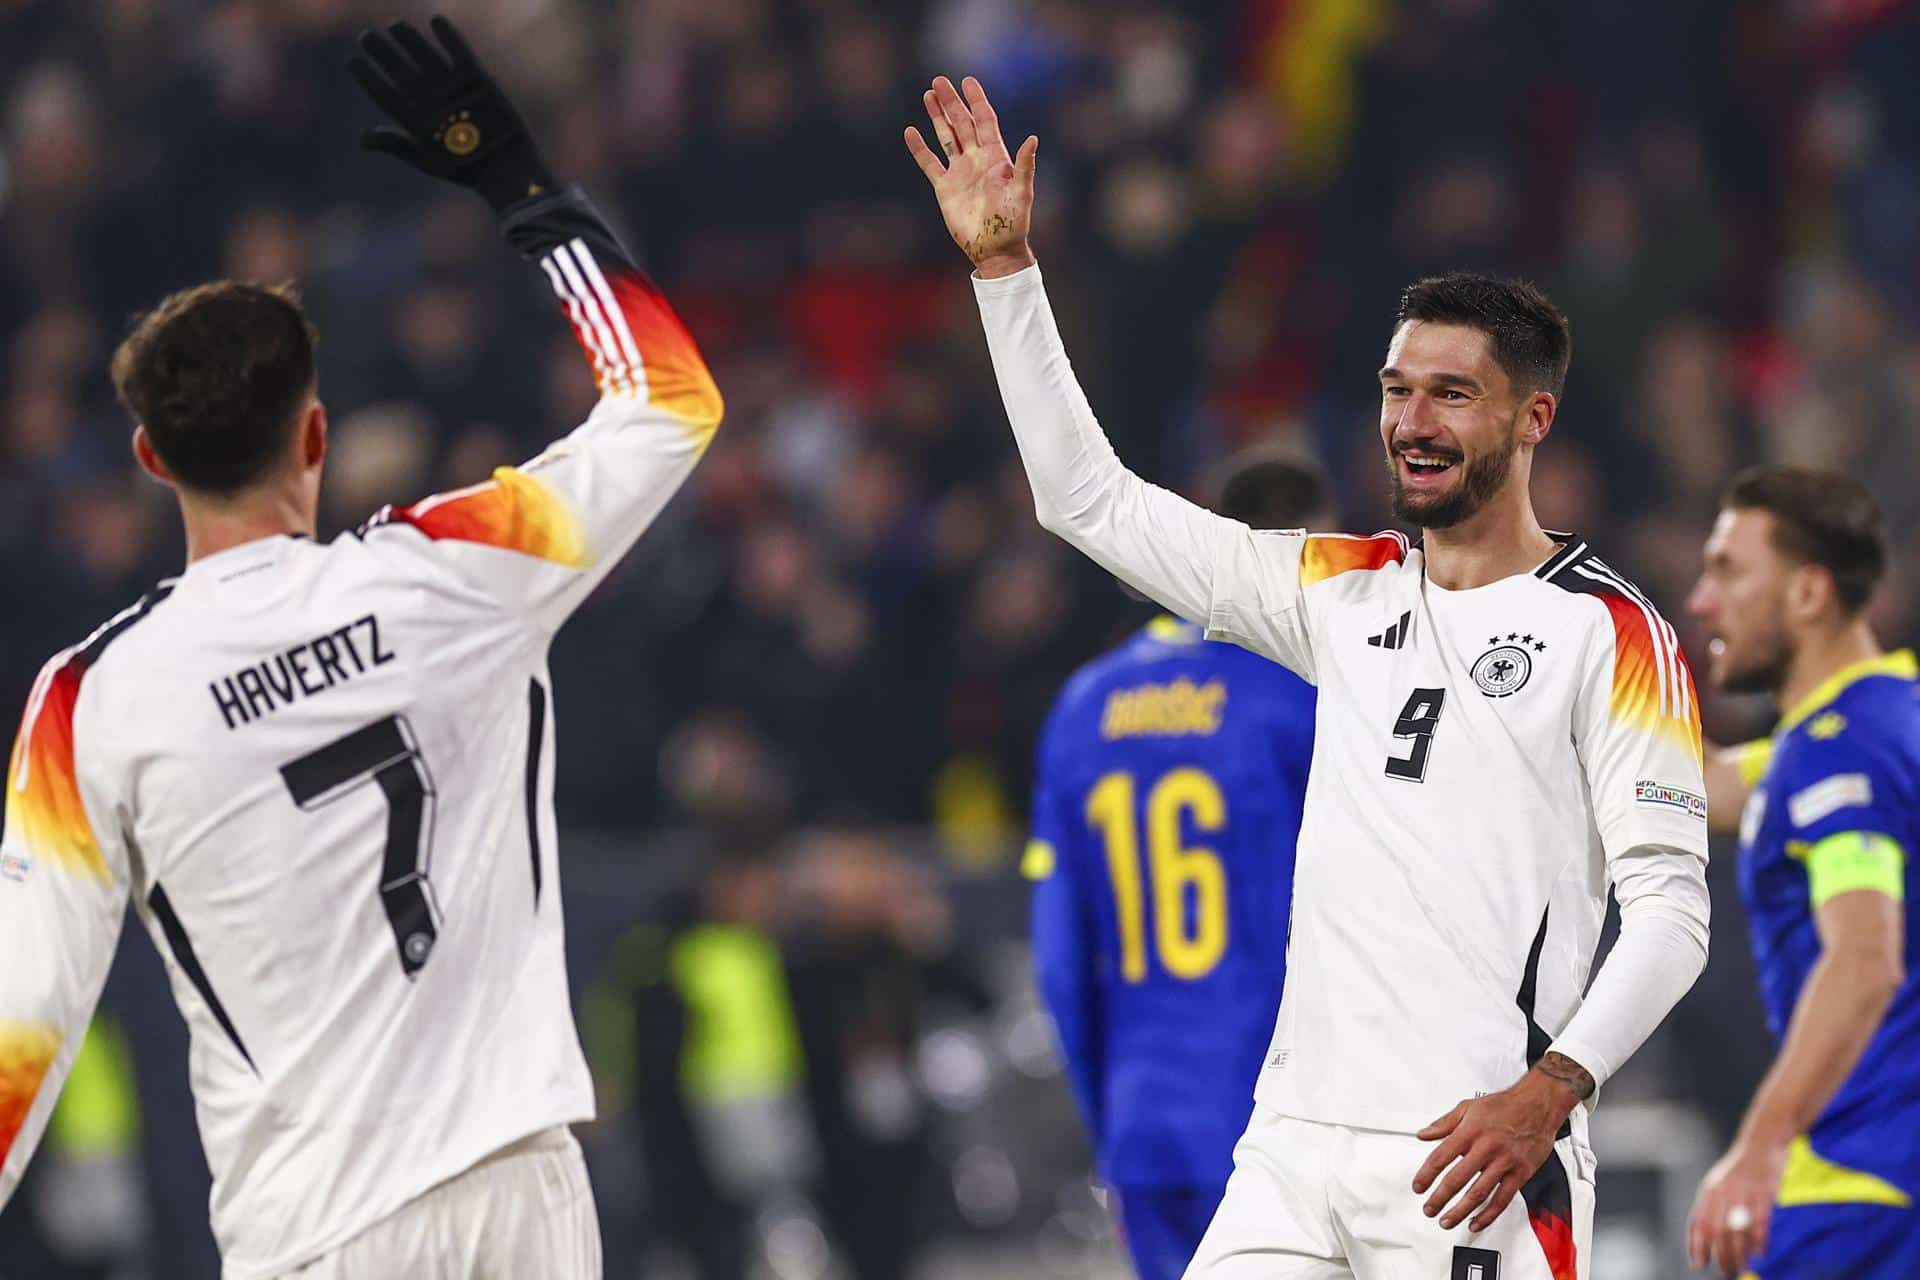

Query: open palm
<box><xmin>904</xmin><ymin>76</ymin><xmax>1038</xmax><ymax>276</ymax></box>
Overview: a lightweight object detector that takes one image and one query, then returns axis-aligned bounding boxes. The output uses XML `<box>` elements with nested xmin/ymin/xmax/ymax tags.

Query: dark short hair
<box><xmin>1724</xmin><ymin>466</ymin><xmax>1887</xmax><ymax>615</ymax></box>
<box><xmin>1216</xmin><ymin>455</ymin><xmax>1331</xmax><ymax>531</ymax></box>
<box><xmin>1394</xmin><ymin>272</ymin><xmax>1572</xmax><ymax>398</ymax></box>
<box><xmin>111</xmin><ymin>281</ymin><xmax>318</xmax><ymax>495</ymax></box>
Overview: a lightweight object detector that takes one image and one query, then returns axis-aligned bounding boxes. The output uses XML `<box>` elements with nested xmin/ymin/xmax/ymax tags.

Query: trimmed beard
<box><xmin>1386</xmin><ymin>411</ymin><xmax>1521</xmax><ymax>530</ymax></box>
<box><xmin>1715</xmin><ymin>628</ymin><xmax>1795</xmax><ymax>696</ymax></box>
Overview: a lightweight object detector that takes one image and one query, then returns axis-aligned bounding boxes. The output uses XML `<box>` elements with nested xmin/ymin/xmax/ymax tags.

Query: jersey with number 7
<box><xmin>0</xmin><ymin>189</ymin><xmax>721</xmax><ymax>1278</ymax></box>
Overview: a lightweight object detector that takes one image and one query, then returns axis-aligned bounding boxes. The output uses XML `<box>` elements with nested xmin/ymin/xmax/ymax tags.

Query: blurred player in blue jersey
<box><xmin>1685</xmin><ymin>466</ymin><xmax>1920</xmax><ymax>1278</ymax></box>
<box><xmin>1026</xmin><ymin>456</ymin><xmax>1330</xmax><ymax>1280</ymax></box>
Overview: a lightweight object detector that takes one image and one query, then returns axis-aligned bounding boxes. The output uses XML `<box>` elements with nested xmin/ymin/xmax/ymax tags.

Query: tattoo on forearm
<box><xmin>1538</xmin><ymin>1052</ymin><xmax>1596</xmax><ymax>1101</ymax></box>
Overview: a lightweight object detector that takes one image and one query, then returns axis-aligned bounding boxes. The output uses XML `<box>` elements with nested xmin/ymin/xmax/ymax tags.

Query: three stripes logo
<box><xmin>538</xmin><ymin>237</ymin><xmax>650</xmax><ymax>400</ymax></box>
<box><xmin>1367</xmin><ymin>610</ymin><xmax>1413</xmax><ymax>650</ymax></box>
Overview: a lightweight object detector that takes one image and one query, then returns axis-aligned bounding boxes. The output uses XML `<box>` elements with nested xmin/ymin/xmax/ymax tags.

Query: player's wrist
<box><xmin>1528</xmin><ymin>1051</ymin><xmax>1595</xmax><ymax>1112</ymax></box>
<box><xmin>470</xmin><ymin>138</ymin><xmax>559</xmax><ymax>213</ymax></box>
<box><xmin>1734</xmin><ymin>1107</ymin><xmax>1799</xmax><ymax>1153</ymax></box>
<box><xmin>972</xmin><ymin>246</ymin><xmax>1037</xmax><ymax>279</ymax></box>
<box><xmin>1520</xmin><ymin>1069</ymin><xmax>1582</xmax><ymax>1120</ymax></box>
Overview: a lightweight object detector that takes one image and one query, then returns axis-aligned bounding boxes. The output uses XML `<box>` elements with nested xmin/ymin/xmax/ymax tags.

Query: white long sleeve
<box><xmin>1548</xmin><ymin>846</ymin><xmax>1711</xmax><ymax>1089</ymax></box>
<box><xmin>973</xmin><ymin>264</ymin><xmax>1319</xmax><ymax>678</ymax></box>
<box><xmin>972</xmin><ymin>264</ymin><xmax>1228</xmax><ymax>618</ymax></box>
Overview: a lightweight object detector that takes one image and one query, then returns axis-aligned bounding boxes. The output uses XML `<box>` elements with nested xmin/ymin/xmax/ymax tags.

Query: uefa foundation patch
<box><xmin>1634</xmin><ymin>780</ymin><xmax>1708</xmax><ymax>822</ymax></box>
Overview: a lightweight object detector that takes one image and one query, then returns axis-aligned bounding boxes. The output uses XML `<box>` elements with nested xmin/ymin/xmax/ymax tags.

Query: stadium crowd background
<box><xmin>2</xmin><ymin>0</ymin><xmax>1919</xmax><ymax>1276</ymax></box>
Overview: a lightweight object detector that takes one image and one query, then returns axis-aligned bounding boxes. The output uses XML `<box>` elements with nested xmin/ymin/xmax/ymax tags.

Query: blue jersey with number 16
<box><xmin>1027</xmin><ymin>616</ymin><xmax>1314</xmax><ymax>1191</ymax></box>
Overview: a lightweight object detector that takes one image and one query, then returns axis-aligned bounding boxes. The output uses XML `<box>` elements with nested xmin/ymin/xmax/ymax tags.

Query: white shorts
<box><xmin>1185</xmin><ymin>1105</ymin><xmax>1594</xmax><ymax>1280</ymax></box>
<box><xmin>287</xmin><ymin>1127</ymin><xmax>602</xmax><ymax>1279</ymax></box>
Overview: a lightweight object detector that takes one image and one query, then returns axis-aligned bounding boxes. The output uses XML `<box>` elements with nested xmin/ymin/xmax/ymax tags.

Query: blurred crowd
<box><xmin>4</xmin><ymin>0</ymin><xmax>1919</xmax><ymax>828</ymax></box>
<box><xmin>5</xmin><ymin>0</ymin><xmax>1920</xmax><ymax>1275</ymax></box>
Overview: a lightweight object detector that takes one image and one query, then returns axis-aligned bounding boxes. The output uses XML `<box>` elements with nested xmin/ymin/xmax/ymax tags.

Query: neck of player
<box><xmin>1419</xmin><ymin>482</ymin><xmax>1559</xmax><ymax>592</ymax></box>
<box><xmin>177</xmin><ymin>486</ymin><xmax>318</xmax><ymax>566</ymax></box>
<box><xmin>1777</xmin><ymin>616</ymin><xmax>1883</xmax><ymax>718</ymax></box>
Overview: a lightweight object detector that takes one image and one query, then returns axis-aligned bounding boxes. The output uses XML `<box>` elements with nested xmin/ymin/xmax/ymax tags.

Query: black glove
<box><xmin>348</xmin><ymin>15</ymin><xmax>557</xmax><ymax>212</ymax></box>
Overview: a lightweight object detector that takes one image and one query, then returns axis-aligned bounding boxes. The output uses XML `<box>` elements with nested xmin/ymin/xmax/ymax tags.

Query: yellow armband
<box><xmin>1803</xmin><ymin>831</ymin><xmax>1906</xmax><ymax>907</ymax></box>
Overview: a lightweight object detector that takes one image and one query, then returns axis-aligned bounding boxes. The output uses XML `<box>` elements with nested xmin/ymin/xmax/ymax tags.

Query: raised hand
<box><xmin>348</xmin><ymin>15</ymin><xmax>555</xmax><ymax>211</ymax></box>
<box><xmin>904</xmin><ymin>76</ymin><xmax>1038</xmax><ymax>278</ymax></box>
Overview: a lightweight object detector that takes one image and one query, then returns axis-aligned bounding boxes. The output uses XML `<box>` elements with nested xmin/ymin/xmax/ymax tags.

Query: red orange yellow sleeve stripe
<box><xmin>0</xmin><ymin>1021</ymin><xmax>61</xmax><ymax>1171</ymax></box>
<box><xmin>539</xmin><ymin>239</ymin><xmax>722</xmax><ymax>442</ymax></box>
<box><xmin>6</xmin><ymin>656</ymin><xmax>106</xmax><ymax>884</ymax></box>
<box><xmin>1596</xmin><ymin>591</ymin><xmax>1704</xmax><ymax>766</ymax></box>
<box><xmin>1299</xmin><ymin>532</ymin><xmax>1407</xmax><ymax>588</ymax></box>
<box><xmin>390</xmin><ymin>467</ymin><xmax>590</xmax><ymax>569</ymax></box>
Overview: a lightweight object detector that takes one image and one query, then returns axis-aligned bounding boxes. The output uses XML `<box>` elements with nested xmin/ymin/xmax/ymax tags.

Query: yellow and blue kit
<box><xmin>1735</xmin><ymin>650</ymin><xmax>1920</xmax><ymax>1279</ymax></box>
<box><xmin>1026</xmin><ymin>616</ymin><xmax>1314</xmax><ymax>1280</ymax></box>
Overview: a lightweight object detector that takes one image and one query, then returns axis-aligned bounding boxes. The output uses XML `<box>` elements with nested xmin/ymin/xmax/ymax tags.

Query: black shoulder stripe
<box><xmin>355</xmin><ymin>505</ymin><xmax>399</xmax><ymax>539</ymax></box>
<box><xmin>1549</xmin><ymin>550</ymin><xmax>1658</xmax><ymax>611</ymax></box>
<box><xmin>1533</xmin><ymin>533</ymin><xmax>1587</xmax><ymax>582</ymax></box>
<box><xmin>1538</xmin><ymin>543</ymin><xmax>1629</xmax><ymax>598</ymax></box>
<box><xmin>75</xmin><ymin>582</ymin><xmax>177</xmax><ymax>669</ymax></box>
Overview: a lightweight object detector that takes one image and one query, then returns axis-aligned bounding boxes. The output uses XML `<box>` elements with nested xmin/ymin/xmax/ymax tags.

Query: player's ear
<box><xmin>1519</xmin><ymin>390</ymin><xmax>1555</xmax><ymax>447</ymax></box>
<box><xmin>299</xmin><ymin>401</ymin><xmax>328</xmax><ymax>470</ymax></box>
<box><xmin>131</xmin><ymin>425</ymin><xmax>176</xmax><ymax>488</ymax></box>
<box><xmin>1784</xmin><ymin>560</ymin><xmax>1833</xmax><ymax>625</ymax></box>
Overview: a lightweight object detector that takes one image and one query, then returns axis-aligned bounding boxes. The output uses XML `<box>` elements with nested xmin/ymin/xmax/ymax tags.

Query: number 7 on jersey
<box><xmin>280</xmin><ymin>716</ymin><xmax>442</xmax><ymax>978</ymax></box>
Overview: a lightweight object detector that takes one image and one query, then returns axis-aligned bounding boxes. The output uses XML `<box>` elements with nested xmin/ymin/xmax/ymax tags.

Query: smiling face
<box><xmin>1378</xmin><ymin>321</ymin><xmax>1540</xmax><ymax>530</ymax></box>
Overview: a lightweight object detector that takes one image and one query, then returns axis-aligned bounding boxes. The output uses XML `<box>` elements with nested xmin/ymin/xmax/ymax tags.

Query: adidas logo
<box><xmin>1367</xmin><ymin>610</ymin><xmax>1412</xmax><ymax>650</ymax></box>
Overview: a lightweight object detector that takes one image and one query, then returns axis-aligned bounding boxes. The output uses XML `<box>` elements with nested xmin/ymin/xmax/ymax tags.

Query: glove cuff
<box><xmin>472</xmin><ymin>137</ymin><xmax>560</xmax><ymax>214</ymax></box>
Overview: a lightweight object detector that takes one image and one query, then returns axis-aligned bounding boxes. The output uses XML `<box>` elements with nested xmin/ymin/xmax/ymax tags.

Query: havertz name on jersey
<box><xmin>209</xmin><ymin>613</ymin><xmax>396</xmax><ymax>729</ymax></box>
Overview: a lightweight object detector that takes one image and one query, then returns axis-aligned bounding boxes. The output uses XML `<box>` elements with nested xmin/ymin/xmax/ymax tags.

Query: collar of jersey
<box><xmin>1146</xmin><ymin>614</ymin><xmax>1203</xmax><ymax>644</ymax></box>
<box><xmin>1776</xmin><ymin>649</ymin><xmax>1919</xmax><ymax>736</ymax></box>
<box><xmin>183</xmin><ymin>533</ymin><xmax>308</xmax><ymax>578</ymax></box>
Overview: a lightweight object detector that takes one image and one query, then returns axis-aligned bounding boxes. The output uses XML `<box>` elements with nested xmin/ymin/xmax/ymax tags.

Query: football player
<box><xmin>1</xmin><ymin>19</ymin><xmax>721</xmax><ymax>1276</ymax></box>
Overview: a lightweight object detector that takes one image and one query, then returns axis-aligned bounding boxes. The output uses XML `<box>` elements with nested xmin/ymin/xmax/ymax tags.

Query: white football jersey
<box><xmin>1206</xmin><ymin>529</ymin><xmax>1708</xmax><ymax>1130</ymax></box>
<box><xmin>0</xmin><ymin>190</ymin><xmax>722</xmax><ymax>1276</ymax></box>
<box><xmin>974</xmin><ymin>264</ymin><xmax>1710</xmax><ymax>1135</ymax></box>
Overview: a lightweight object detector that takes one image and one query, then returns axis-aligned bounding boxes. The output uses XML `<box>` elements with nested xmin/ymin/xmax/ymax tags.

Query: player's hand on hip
<box><xmin>1412</xmin><ymin>1067</ymin><xmax>1579</xmax><ymax>1233</ymax></box>
<box><xmin>903</xmin><ymin>75</ymin><xmax>1038</xmax><ymax>279</ymax></box>
<box><xmin>1685</xmin><ymin>1135</ymin><xmax>1788</xmax><ymax>1276</ymax></box>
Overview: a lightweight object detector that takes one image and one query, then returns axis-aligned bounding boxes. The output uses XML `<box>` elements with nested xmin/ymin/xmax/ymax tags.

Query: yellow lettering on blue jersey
<box><xmin>1100</xmin><ymin>677</ymin><xmax>1228</xmax><ymax>740</ymax></box>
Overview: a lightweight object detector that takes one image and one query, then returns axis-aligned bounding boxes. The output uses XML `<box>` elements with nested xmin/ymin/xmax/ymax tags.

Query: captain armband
<box><xmin>1804</xmin><ymin>832</ymin><xmax>1906</xmax><ymax>907</ymax></box>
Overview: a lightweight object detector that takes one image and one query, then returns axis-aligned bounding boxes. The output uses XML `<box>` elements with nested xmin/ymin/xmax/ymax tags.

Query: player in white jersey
<box><xmin>905</xmin><ymin>77</ymin><xmax>1711</xmax><ymax>1278</ymax></box>
<box><xmin>0</xmin><ymin>18</ymin><xmax>721</xmax><ymax>1277</ymax></box>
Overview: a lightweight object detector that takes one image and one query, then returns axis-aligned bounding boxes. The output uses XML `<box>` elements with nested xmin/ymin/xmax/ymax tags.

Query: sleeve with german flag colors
<box><xmin>1548</xmin><ymin>561</ymin><xmax>1710</xmax><ymax>1088</ymax></box>
<box><xmin>0</xmin><ymin>648</ymin><xmax>132</xmax><ymax>1209</ymax></box>
<box><xmin>973</xmin><ymin>263</ymin><xmax>1330</xmax><ymax>680</ymax></box>
<box><xmin>365</xmin><ymin>187</ymin><xmax>722</xmax><ymax>632</ymax></box>
<box><xmin>1568</xmin><ymin>563</ymin><xmax>1709</xmax><ymax>863</ymax></box>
